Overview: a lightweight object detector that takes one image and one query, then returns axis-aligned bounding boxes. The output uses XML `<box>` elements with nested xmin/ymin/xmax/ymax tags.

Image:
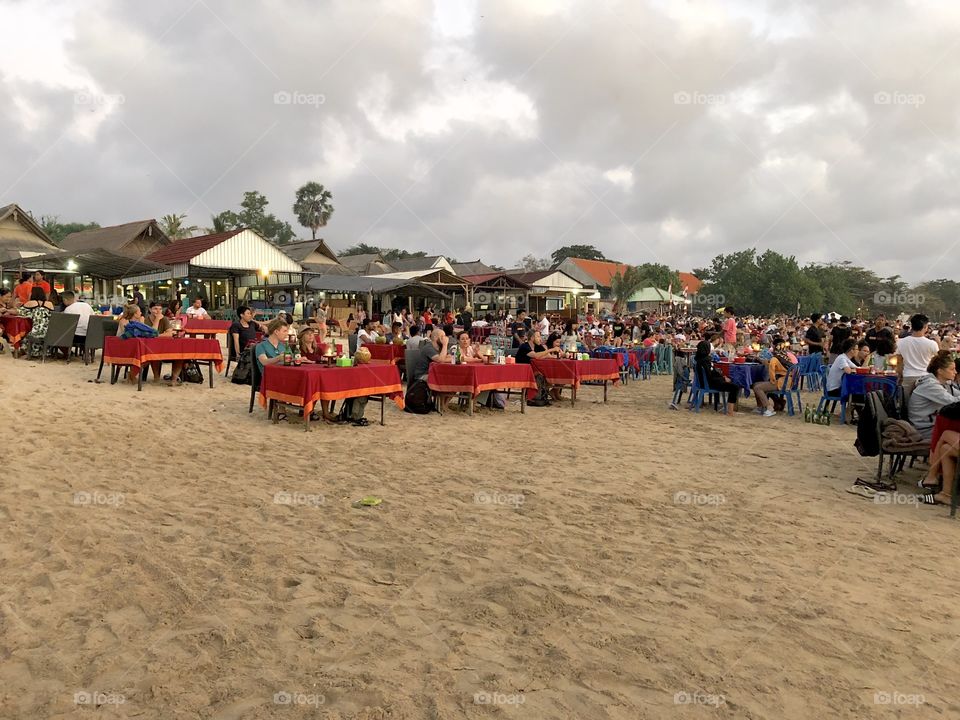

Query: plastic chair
<box><xmin>766</xmin><ymin>365</ymin><xmax>803</xmax><ymax>416</ymax></box>
<box><xmin>249</xmin><ymin>346</ymin><xmax>264</xmax><ymax>414</ymax></box>
<box><xmin>815</xmin><ymin>366</ymin><xmax>839</xmax><ymax>417</ymax></box>
<box><xmin>41</xmin><ymin>312</ymin><xmax>79</xmax><ymax>363</ymax></box>
<box><xmin>690</xmin><ymin>367</ymin><xmax>728</xmax><ymax>413</ymax></box>
<box><xmin>657</xmin><ymin>344</ymin><xmax>673</xmax><ymax>375</ymax></box>
<box><xmin>799</xmin><ymin>353</ymin><xmax>822</xmax><ymax>392</ymax></box>
<box><xmin>672</xmin><ymin>365</ymin><xmax>691</xmax><ymax>406</ymax></box>
<box><xmin>84</xmin><ymin>316</ymin><xmax>117</xmax><ymax>369</ymax></box>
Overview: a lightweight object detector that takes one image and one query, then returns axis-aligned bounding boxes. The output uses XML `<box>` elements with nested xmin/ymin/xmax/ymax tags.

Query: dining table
<box><xmin>838</xmin><ymin>371</ymin><xmax>898</xmax><ymax>424</ymax></box>
<box><xmin>103</xmin><ymin>336</ymin><xmax>224</xmax><ymax>390</ymax></box>
<box><xmin>0</xmin><ymin>315</ymin><xmax>32</xmax><ymax>349</ymax></box>
<box><xmin>362</xmin><ymin>342</ymin><xmax>406</xmax><ymax>364</ymax></box>
<box><xmin>259</xmin><ymin>363</ymin><xmax>404</xmax><ymax>430</ymax></box>
<box><xmin>716</xmin><ymin>361</ymin><xmax>767</xmax><ymax>397</ymax></box>
<box><xmin>529</xmin><ymin>357</ymin><xmax>620</xmax><ymax>406</ymax></box>
<box><xmin>427</xmin><ymin>361</ymin><xmax>537</xmax><ymax>415</ymax></box>
<box><xmin>182</xmin><ymin>318</ymin><xmax>232</xmax><ymax>338</ymax></box>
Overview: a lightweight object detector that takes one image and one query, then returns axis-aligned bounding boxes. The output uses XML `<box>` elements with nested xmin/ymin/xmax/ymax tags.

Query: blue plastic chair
<box><xmin>658</xmin><ymin>344</ymin><xmax>674</xmax><ymax>375</ymax></box>
<box><xmin>767</xmin><ymin>365</ymin><xmax>803</xmax><ymax>416</ymax></box>
<box><xmin>815</xmin><ymin>366</ymin><xmax>839</xmax><ymax>417</ymax></box>
<box><xmin>672</xmin><ymin>365</ymin><xmax>691</xmax><ymax>406</ymax></box>
<box><xmin>800</xmin><ymin>353</ymin><xmax>822</xmax><ymax>392</ymax></box>
<box><xmin>690</xmin><ymin>367</ymin><xmax>728</xmax><ymax>413</ymax></box>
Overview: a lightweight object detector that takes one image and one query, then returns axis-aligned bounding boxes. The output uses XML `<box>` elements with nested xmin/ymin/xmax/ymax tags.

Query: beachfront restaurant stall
<box><xmin>305</xmin><ymin>274</ymin><xmax>448</xmax><ymax>327</ymax></box>
<box><xmin>122</xmin><ymin>228</ymin><xmax>305</xmax><ymax>318</ymax></box>
<box><xmin>508</xmin><ymin>269</ymin><xmax>587</xmax><ymax>317</ymax></box>
<box><xmin>460</xmin><ymin>272</ymin><xmax>531</xmax><ymax>314</ymax></box>
<box><xmin>369</xmin><ymin>268</ymin><xmax>471</xmax><ymax>311</ymax></box>
<box><xmin>0</xmin><ymin>249</ymin><xmax>172</xmax><ymax>307</ymax></box>
<box><xmin>626</xmin><ymin>287</ymin><xmax>692</xmax><ymax>314</ymax></box>
<box><xmin>0</xmin><ymin>203</ymin><xmax>60</xmax><ymax>287</ymax></box>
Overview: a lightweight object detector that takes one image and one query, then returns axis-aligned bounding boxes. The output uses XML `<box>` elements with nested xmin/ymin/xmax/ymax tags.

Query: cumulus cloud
<box><xmin>1</xmin><ymin>0</ymin><xmax>959</xmax><ymax>281</ymax></box>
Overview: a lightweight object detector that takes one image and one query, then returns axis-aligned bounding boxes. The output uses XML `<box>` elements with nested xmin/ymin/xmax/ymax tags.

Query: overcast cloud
<box><xmin>1</xmin><ymin>0</ymin><xmax>959</xmax><ymax>282</ymax></box>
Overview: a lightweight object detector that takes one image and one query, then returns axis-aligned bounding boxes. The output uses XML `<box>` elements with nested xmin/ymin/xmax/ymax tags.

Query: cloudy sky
<box><xmin>1</xmin><ymin>0</ymin><xmax>958</xmax><ymax>282</ymax></box>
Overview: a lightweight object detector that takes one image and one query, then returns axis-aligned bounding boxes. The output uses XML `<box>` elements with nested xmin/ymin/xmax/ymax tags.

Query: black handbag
<box><xmin>180</xmin><ymin>361</ymin><xmax>204</xmax><ymax>384</ymax></box>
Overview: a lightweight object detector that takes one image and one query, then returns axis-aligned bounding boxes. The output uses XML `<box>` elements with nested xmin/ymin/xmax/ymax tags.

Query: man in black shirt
<box><xmin>612</xmin><ymin>317</ymin><xmax>625</xmax><ymax>343</ymax></box>
<box><xmin>864</xmin><ymin>315</ymin><xmax>886</xmax><ymax>353</ymax></box>
<box><xmin>511</xmin><ymin>311</ymin><xmax>528</xmax><ymax>348</ymax></box>
<box><xmin>828</xmin><ymin>316</ymin><xmax>852</xmax><ymax>362</ymax></box>
<box><xmin>460</xmin><ymin>307</ymin><xmax>473</xmax><ymax>333</ymax></box>
<box><xmin>804</xmin><ymin>313</ymin><xmax>824</xmax><ymax>356</ymax></box>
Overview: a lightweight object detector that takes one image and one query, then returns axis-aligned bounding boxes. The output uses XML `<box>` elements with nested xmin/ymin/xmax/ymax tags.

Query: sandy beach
<box><xmin>2</xmin><ymin>356</ymin><xmax>959</xmax><ymax>719</ymax></box>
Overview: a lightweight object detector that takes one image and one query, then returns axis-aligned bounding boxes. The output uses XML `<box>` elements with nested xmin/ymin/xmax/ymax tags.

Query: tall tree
<box><xmin>292</xmin><ymin>182</ymin><xmax>334</xmax><ymax>240</ymax></box>
<box><xmin>517</xmin><ymin>254</ymin><xmax>550</xmax><ymax>271</ymax></box>
<box><xmin>206</xmin><ymin>213</ymin><xmax>230</xmax><ymax>234</ymax></box>
<box><xmin>550</xmin><ymin>244</ymin><xmax>607</xmax><ymax>265</ymax></box>
<box><xmin>213</xmin><ymin>191</ymin><xmax>297</xmax><ymax>245</ymax></box>
<box><xmin>40</xmin><ymin>216</ymin><xmax>100</xmax><ymax>246</ymax></box>
<box><xmin>610</xmin><ymin>266</ymin><xmax>646</xmax><ymax>312</ymax></box>
<box><xmin>159</xmin><ymin>213</ymin><xmax>198</xmax><ymax>240</ymax></box>
<box><xmin>634</xmin><ymin>263</ymin><xmax>681</xmax><ymax>292</ymax></box>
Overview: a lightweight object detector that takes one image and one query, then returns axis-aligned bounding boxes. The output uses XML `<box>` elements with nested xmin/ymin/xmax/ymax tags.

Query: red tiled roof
<box><xmin>146</xmin><ymin>229</ymin><xmax>243</xmax><ymax>265</ymax></box>
<box><xmin>569</xmin><ymin>258</ymin><xmax>630</xmax><ymax>287</ymax></box>
<box><xmin>678</xmin><ymin>272</ymin><xmax>702</xmax><ymax>293</ymax></box>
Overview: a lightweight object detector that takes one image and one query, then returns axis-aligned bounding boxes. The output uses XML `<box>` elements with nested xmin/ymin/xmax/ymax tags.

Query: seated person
<box><xmin>144</xmin><ymin>301</ymin><xmax>185</xmax><ymax>384</ymax></box>
<box><xmin>298</xmin><ymin>327</ymin><xmax>327</xmax><ymax>362</ymax></box>
<box><xmin>693</xmin><ymin>340</ymin><xmax>738</xmax><ymax>416</ymax></box>
<box><xmin>913</xmin><ymin>352</ymin><xmax>960</xmax><ymax>503</ymax></box>
<box><xmin>229</xmin><ymin>305</ymin><xmax>263</xmax><ymax>362</ymax></box>
<box><xmin>255</xmin><ymin>318</ymin><xmax>291</xmax><ymax>370</ymax></box>
<box><xmin>357</xmin><ymin>318</ymin><xmax>379</xmax><ymax>345</ymax></box>
<box><xmin>0</xmin><ymin>287</ymin><xmax>18</xmax><ymax>315</ymax></box>
<box><xmin>408</xmin><ymin>328</ymin><xmax>451</xmax><ymax>409</ymax></box>
<box><xmin>516</xmin><ymin>329</ymin><xmax>560</xmax><ymax>364</ymax></box>
<box><xmin>17</xmin><ymin>287</ymin><xmax>55</xmax><ymax>359</ymax></box>
<box><xmin>825</xmin><ymin>338</ymin><xmax>858</xmax><ymax>398</ymax></box>
<box><xmin>387</xmin><ymin>322</ymin><xmax>404</xmax><ymax>343</ymax></box>
<box><xmin>185</xmin><ymin>297</ymin><xmax>209</xmax><ymax>319</ymax></box>
<box><xmin>455</xmin><ymin>330</ymin><xmax>483</xmax><ymax>363</ymax></box>
<box><xmin>406</xmin><ymin>324</ymin><xmax>425</xmax><ymax>348</ymax></box>
<box><xmin>116</xmin><ymin>304</ymin><xmax>160</xmax><ymax>384</ymax></box>
<box><xmin>752</xmin><ymin>337</ymin><xmax>790</xmax><ymax>417</ymax></box>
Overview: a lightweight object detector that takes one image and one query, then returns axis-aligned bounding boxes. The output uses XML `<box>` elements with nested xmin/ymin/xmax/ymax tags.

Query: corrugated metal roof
<box><xmin>1</xmin><ymin>248</ymin><xmax>171</xmax><ymax>280</ymax></box>
<box><xmin>147</xmin><ymin>229</ymin><xmax>242</xmax><ymax>264</ymax></box>
<box><xmin>305</xmin><ymin>274</ymin><xmax>448</xmax><ymax>298</ymax></box>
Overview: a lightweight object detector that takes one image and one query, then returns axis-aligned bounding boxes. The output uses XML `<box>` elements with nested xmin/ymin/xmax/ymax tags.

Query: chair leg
<box><xmin>877</xmin><ymin>451</ymin><xmax>884</xmax><ymax>482</ymax></box>
<box><xmin>97</xmin><ymin>355</ymin><xmax>105</xmax><ymax>381</ymax></box>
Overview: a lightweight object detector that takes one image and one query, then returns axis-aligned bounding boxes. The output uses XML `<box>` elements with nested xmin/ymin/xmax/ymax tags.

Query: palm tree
<box><xmin>293</xmin><ymin>182</ymin><xmax>334</xmax><ymax>240</ymax></box>
<box><xmin>610</xmin><ymin>266</ymin><xmax>645</xmax><ymax>313</ymax></box>
<box><xmin>160</xmin><ymin>213</ymin><xmax>198</xmax><ymax>240</ymax></box>
<box><xmin>206</xmin><ymin>213</ymin><xmax>231</xmax><ymax>234</ymax></box>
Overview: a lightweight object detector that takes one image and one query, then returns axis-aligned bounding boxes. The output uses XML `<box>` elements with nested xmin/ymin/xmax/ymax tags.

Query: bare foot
<box><xmin>934</xmin><ymin>492</ymin><xmax>952</xmax><ymax>505</ymax></box>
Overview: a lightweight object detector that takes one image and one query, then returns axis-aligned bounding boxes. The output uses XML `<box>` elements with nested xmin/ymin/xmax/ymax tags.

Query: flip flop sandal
<box><xmin>855</xmin><ymin>477</ymin><xmax>896</xmax><ymax>492</ymax></box>
<box><xmin>309</xmin><ymin>412</ymin><xmax>322</xmax><ymax>421</ymax></box>
<box><xmin>918</xmin><ymin>477</ymin><xmax>942</xmax><ymax>491</ymax></box>
<box><xmin>275</xmin><ymin>412</ymin><xmax>288</xmax><ymax>422</ymax></box>
<box><xmin>916</xmin><ymin>491</ymin><xmax>943</xmax><ymax>505</ymax></box>
<box><xmin>846</xmin><ymin>484</ymin><xmax>877</xmax><ymax>499</ymax></box>
<box><xmin>351</xmin><ymin>418</ymin><xmax>370</xmax><ymax>427</ymax></box>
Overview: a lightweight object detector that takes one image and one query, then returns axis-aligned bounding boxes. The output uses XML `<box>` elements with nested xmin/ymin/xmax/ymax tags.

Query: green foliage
<box><xmin>40</xmin><ymin>216</ymin><xmax>100</xmax><ymax>246</ymax></box>
<box><xmin>292</xmin><ymin>182</ymin><xmax>334</xmax><ymax>240</ymax></box>
<box><xmin>339</xmin><ymin>243</ymin><xmax>427</xmax><ymax>261</ymax></box>
<box><xmin>550</xmin><ymin>244</ymin><xmax>607</xmax><ymax>265</ymax></box>
<box><xmin>213</xmin><ymin>191</ymin><xmax>296</xmax><ymax>245</ymax></box>
<box><xmin>159</xmin><ymin>213</ymin><xmax>198</xmax><ymax>240</ymax></box>
<box><xmin>634</xmin><ymin>263</ymin><xmax>681</xmax><ymax>292</ymax></box>
<box><xmin>517</xmin><ymin>254</ymin><xmax>550</xmax><ymax>271</ymax></box>
<box><xmin>610</xmin><ymin>266</ymin><xmax>646</xmax><ymax>312</ymax></box>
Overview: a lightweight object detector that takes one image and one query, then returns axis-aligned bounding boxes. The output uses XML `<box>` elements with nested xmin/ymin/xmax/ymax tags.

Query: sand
<box><xmin>1</xmin><ymin>351</ymin><xmax>959</xmax><ymax>719</ymax></box>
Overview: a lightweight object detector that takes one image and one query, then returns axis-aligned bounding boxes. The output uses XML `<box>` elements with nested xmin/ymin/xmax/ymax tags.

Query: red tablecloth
<box><xmin>931</xmin><ymin>415</ymin><xmax>960</xmax><ymax>452</ymax></box>
<box><xmin>530</xmin><ymin>358</ymin><xmax>620</xmax><ymax>388</ymax></box>
<box><xmin>0</xmin><ymin>316</ymin><xmax>32</xmax><ymax>349</ymax></box>
<box><xmin>427</xmin><ymin>362</ymin><xmax>537</xmax><ymax>397</ymax></box>
<box><xmin>362</xmin><ymin>342</ymin><xmax>406</xmax><ymax>363</ymax></box>
<box><xmin>470</xmin><ymin>326</ymin><xmax>495</xmax><ymax>342</ymax></box>
<box><xmin>183</xmin><ymin>319</ymin><xmax>231</xmax><ymax>335</ymax></box>
<box><xmin>103</xmin><ymin>336</ymin><xmax>224</xmax><ymax>371</ymax></box>
<box><xmin>260</xmin><ymin>364</ymin><xmax>404</xmax><ymax>416</ymax></box>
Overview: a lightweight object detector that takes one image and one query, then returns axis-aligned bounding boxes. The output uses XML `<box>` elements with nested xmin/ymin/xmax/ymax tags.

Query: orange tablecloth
<box><xmin>260</xmin><ymin>364</ymin><xmax>404</xmax><ymax>416</ymax></box>
<box><xmin>427</xmin><ymin>362</ymin><xmax>536</xmax><ymax>397</ymax></box>
<box><xmin>362</xmin><ymin>342</ymin><xmax>406</xmax><ymax>363</ymax></box>
<box><xmin>103</xmin><ymin>336</ymin><xmax>224</xmax><ymax>370</ymax></box>
<box><xmin>183</xmin><ymin>319</ymin><xmax>231</xmax><ymax>336</ymax></box>
<box><xmin>530</xmin><ymin>358</ymin><xmax>620</xmax><ymax>388</ymax></box>
<box><xmin>0</xmin><ymin>316</ymin><xmax>32</xmax><ymax>349</ymax></box>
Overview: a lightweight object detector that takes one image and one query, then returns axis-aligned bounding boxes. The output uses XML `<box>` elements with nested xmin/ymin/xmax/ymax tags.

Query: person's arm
<box><xmin>258</xmin><ymin>349</ymin><xmax>285</xmax><ymax>367</ymax></box>
<box><xmin>231</xmin><ymin>331</ymin><xmax>241</xmax><ymax>357</ymax></box>
<box><xmin>429</xmin><ymin>335</ymin><xmax>450</xmax><ymax>363</ymax></box>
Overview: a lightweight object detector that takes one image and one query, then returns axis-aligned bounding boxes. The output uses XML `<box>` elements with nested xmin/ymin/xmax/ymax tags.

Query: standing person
<box><xmin>421</xmin><ymin>306</ymin><xmax>432</xmax><ymax>327</ymax></box>
<box><xmin>511</xmin><ymin>311</ymin><xmax>528</xmax><ymax>348</ymax></box>
<box><xmin>13</xmin><ymin>273</ymin><xmax>33</xmax><ymax>305</ymax></box>
<box><xmin>828</xmin><ymin>316</ymin><xmax>852</xmax><ymax>364</ymax></box>
<box><xmin>538</xmin><ymin>313</ymin><xmax>550</xmax><ymax>337</ymax></box>
<box><xmin>722</xmin><ymin>307</ymin><xmax>737</xmax><ymax>355</ymax></box>
<box><xmin>865</xmin><ymin>315</ymin><xmax>886</xmax><ymax>353</ymax></box>
<box><xmin>461</xmin><ymin>306</ymin><xmax>473</xmax><ymax>334</ymax></box>
<box><xmin>803</xmin><ymin>313</ymin><xmax>825</xmax><ymax>356</ymax></box>
<box><xmin>896</xmin><ymin>313</ymin><xmax>940</xmax><ymax>392</ymax></box>
<box><xmin>31</xmin><ymin>271</ymin><xmax>51</xmax><ymax>298</ymax></box>
<box><xmin>132</xmin><ymin>286</ymin><xmax>146</xmax><ymax>315</ymax></box>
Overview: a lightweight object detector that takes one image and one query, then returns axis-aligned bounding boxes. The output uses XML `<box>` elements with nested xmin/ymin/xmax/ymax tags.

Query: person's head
<box><xmin>299</xmin><ymin>327</ymin><xmax>316</xmax><ymax>349</ymax></box>
<box><xmin>910</xmin><ymin>313</ymin><xmax>929</xmax><ymax>333</ymax></box>
<box><xmin>61</xmin><ymin>290</ymin><xmax>76</xmax><ymax>306</ymax></box>
<box><xmin>267</xmin><ymin>317</ymin><xmax>288</xmax><ymax>339</ymax></box>
<box><xmin>409</xmin><ymin>324</ymin><xmax>420</xmax><ymax>338</ymax></box>
<box><xmin>874</xmin><ymin>314</ymin><xmax>885</xmax><ymax>328</ymax></box>
<box><xmin>430</xmin><ymin>327</ymin><xmax>445</xmax><ymax>349</ymax></box>
<box><xmin>148</xmin><ymin>300</ymin><xmax>163</xmax><ymax>317</ymax></box>
<box><xmin>0</xmin><ymin>288</ymin><xmax>10</xmax><ymax>300</ymax></box>
<box><xmin>122</xmin><ymin>303</ymin><xmax>142</xmax><ymax>321</ymax></box>
<box><xmin>856</xmin><ymin>340</ymin><xmax>870</xmax><ymax>360</ymax></box>
<box><xmin>167</xmin><ymin>299</ymin><xmax>179</xmax><ymax>313</ymax></box>
<box><xmin>839</xmin><ymin>315</ymin><xmax>850</xmax><ymax>325</ymax></box>
<box><xmin>362</xmin><ymin>317</ymin><xmax>374</xmax><ymax>331</ymax></box>
<box><xmin>695</xmin><ymin>339</ymin><xmax>711</xmax><ymax>358</ymax></box>
<box><xmin>20</xmin><ymin>272</ymin><xmax>31</xmax><ymax>284</ymax></box>
<box><xmin>840</xmin><ymin>338</ymin><xmax>857</xmax><ymax>356</ymax></box>
<box><xmin>457</xmin><ymin>330</ymin><xmax>471</xmax><ymax>347</ymax></box>
<box><xmin>529</xmin><ymin>329</ymin><xmax>542</xmax><ymax>346</ymax></box>
<box><xmin>237</xmin><ymin>305</ymin><xmax>252</xmax><ymax>321</ymax></box>
<box><xmin>29</xmin><ymin>286</ymin><xmax>46</xmax><ymax>302</ymax></box>
<box><xmin>810</xmin><ymin>313</ymin><xmax>821</xmax><ymax>324</ymax></box>
<box><xmin>32</xmin><ymin>270</ymin><xmax>44</xmax><ymax>283</ymax></box>
<box><xmin>546</xmin><ymin>332</ymin><xmax>561</xmax><ymax>348</ymax></box>
<box><xmin>192</xmin><ymin>297</ymin><xmax>203</xmax><ymax>308</ymax></box>
<box><xmin>928</xmin><ymin>350</ymin><xmax>957</xmax><ymax>383</ymax></box>
<box><xmin>391</xmin><ymin>322</ymin><xmax>401</xmax><ymax>335</ymax></box>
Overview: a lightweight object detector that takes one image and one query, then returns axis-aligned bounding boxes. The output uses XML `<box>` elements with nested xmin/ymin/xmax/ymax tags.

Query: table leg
<box><xmin>381</xmin><ymin>396</ymin><xmax>385</xmax><ymax>426</ymax></box>
<box><xmin>571</xmin><ymin>385</ymin><xmax>576</xmax><ymax>407</ymax></box>
<box><xmin>305</xmin><ymin>406</ymin><xmax>310</xmax><ymax>432</ymax></box>
<box><xmin>469</xmin><ymin>393</ymin><xmax>474</xmax><ymax>417</ymax></box>
<box><xmin>208</xmin><ymin>362</ymin><xmax>214</xmax><ymax>388</ymax></box>
<box><xmin>137</xmin><ymin>365</ymin><xmax>143</xmax><ymax>391</ymax></box>
<box><xmin>603</xmin><ymin>381</ymin><xmax>608</xmax><ymax>403</ymax></box>
<box><xmin>839</xmin><ymin>398</ymin><xmax>847</xmax><ymax>424</ymax></box>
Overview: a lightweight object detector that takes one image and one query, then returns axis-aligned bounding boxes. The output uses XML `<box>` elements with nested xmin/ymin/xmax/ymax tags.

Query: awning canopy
<box><xmin>306</xmin><ymin>274</ymin><xmax>448</xmax><ymax>299</ymax></box>
<box><xmin>0</xmin><ymin>248</ymin><xmax>172</xmax><ymax>280</ymax></box>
